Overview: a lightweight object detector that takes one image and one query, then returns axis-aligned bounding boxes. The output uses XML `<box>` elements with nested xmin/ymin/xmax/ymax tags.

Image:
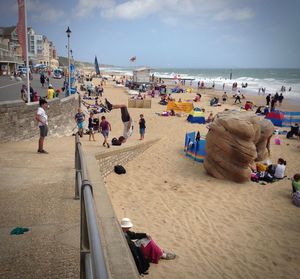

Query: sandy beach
<box><xmin>81</xmin><ymin>77</ymin><xmax>300</xmax><ymax>279</ymax></box>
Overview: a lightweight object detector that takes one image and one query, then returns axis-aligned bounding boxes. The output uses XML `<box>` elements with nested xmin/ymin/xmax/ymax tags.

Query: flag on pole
<box><xmin>94</xmin><ymin>56</ymin><xmax>100</xmax><ymax>75</ymax></box>
<box><xmin>129</xmin><ymin>56</ymin><xmax>136</xmax><ymax>62</ymax></box>
<box><xmin>17</xmin><ymin>0</ymin><xmax>26</xmax><ymax>60</ymax></box>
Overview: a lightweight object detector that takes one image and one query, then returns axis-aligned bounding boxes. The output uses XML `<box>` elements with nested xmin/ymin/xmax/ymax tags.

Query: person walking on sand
<box><xmin>234</xmin><ymin>91</ymin><xmax>241</xmax><ymax>104</ymax></box>
<box><xmin>74</xmin><ymin>108</ymin><xmax>85</xmax><ymax>137</ymax></box>
<box><xmin>266</xmin><ymin>94</ymin><xmax>271</xmax><ymax>106</ymax></box>
<box><xmin>105</xmin><ymin>98</ymin><xmax>133</xmax><ymax>143</ymax></box>
<box><xmin>35</xmin><ymin>99</ymin><xmax>49</xmax><ymax>154</ymax></box>
<box><xmin>139</xmin><ymin>114</ymin><xmax>146</xmax><ymax>140</ymax></box>
<box><xmin>88</xmin><ymin>112</ymin><xmax>96</xmax><ymax>141</ymax></box>
<box><xmin>40</xmin><ymin>73</ymin><xmax>45</xmax><ymax>87</ymax></box>
<box><xmin>99</xmin><ymin>115</ymin><xmax>111</xmax><ymax>148</ymax></box>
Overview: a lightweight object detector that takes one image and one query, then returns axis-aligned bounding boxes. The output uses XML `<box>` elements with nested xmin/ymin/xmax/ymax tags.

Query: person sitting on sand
<box><xmin>244</xmin><ymin>101</ymin><xmax>254</xmax><ymax>111</ymax></box>
<box><xmin>206</xmin><ymin>113</ymin><xmax>214</xmax><ymax>123</ymax></box>
<box><xmin>120</xmin><ymin>217</ymin><xmax>176</xmax><ymax>274</ymax></box>
<box><xmin>193</xmin><ymin>93</ymin><xmax>201</xmax><ymax>102</ymax></box>
<box><xmin>274</xmin><ymin>158</ymin><xmax>287</xmax><ymax>179</ymax></box>
<box><xmin>291</xmin><ymin>174</ymin><xmax>300</xmax><ymax>207</ymax></box>
<box><xmin>255</xmin><ymin>106</ymin><xmax>264</xmax><ymax>114</ymax></box>
<box><xmin>210</xmin><ymin>97</ymin><xmax>219</xmax><ymax>106</ymax></box>
<box><xmin>267</xmin><ymin>158</ymin><xmax>287</xmax><ymax>180</ymax></box>
<box><xmin>105</xmin><ymin>99</ymin><xmax>133</xmax><ymax>142</ymax></box>
<box><xmin>167</xmin><ymin>94</ymin><xmax>175</xmax><ymax>101</ymax></box>
<box><xmin>292</xmin><ymin>173</ymin><xmax>300</xmax><ymax>193</ymax></box>
<box><xmin>222</xmin><ymin>92</ymin><xmax>227</xmax><ymax>103</ymax></box>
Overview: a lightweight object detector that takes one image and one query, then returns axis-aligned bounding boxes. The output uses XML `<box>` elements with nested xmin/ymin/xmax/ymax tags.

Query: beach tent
<box><xmin>184</xmin><ymin>132</ymin><xmax>206</xmax><ymax>163</ymax></box>
<box><xmin>187</xmin><ymin>108</ymin><xmax>205</xmax><ymax>124</ymax></box>
<box><xmin>282</xmin><ymin>112</ymin><xmax>300</xmax><ymax>127</ymax></box>
<box><xmin>265</xmin><ymin>111</ymin><xmax>285</xmax><ymax>126</ymax></box>
<box><xmin>265</xmin><ymin>111</ymin><xmax>300</xmax><ymax>127</ymax></box>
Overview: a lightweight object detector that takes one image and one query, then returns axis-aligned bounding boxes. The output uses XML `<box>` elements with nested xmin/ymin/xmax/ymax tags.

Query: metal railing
<box><xmin>75</xmin><ymin>134</ymin><xmax>109</xmax><ymax>279</ymax></box>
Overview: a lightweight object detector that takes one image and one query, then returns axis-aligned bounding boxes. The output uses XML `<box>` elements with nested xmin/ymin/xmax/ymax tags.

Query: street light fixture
<box><xmin>66</xmin><ymin>26</ymin><xmax>71</xmax><ymax>96</ymax></box>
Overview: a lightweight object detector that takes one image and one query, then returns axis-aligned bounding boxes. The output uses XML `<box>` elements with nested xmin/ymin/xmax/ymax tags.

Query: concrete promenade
<box><xmin>0</xmin><ymin>73</ymin><xmax>65</xmax><ymax>102</ymax></box>
<box><xmin>0</xmin><ymin>134</ymin><xmax>139</xmax><ymax>279</ymax></box>
<box><xmin>0</xmin><ymin>136</ymin><xmax>80</xmax><ymax>278</ymax></box>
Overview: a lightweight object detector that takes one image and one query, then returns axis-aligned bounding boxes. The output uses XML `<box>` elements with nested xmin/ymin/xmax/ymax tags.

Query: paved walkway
<box><xmin>0</xmin><ymin>136</ymin><xmax>80</xmax><ymax>279</ymax></box>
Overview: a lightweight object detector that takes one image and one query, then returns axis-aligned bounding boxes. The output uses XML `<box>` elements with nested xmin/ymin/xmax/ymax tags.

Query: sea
<box><xmin>102</xmin><ymin>67</ymin><xmax>300</xmax><ymax>102</ymax></box>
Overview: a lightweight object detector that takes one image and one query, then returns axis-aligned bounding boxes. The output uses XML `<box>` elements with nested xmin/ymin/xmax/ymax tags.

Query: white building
<box><xmin>27</xmin><ymin>28</ymin><xmax>43</xmax><ymax>59</ymax></box>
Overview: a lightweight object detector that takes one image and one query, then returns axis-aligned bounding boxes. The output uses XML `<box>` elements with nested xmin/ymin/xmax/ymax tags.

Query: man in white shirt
<box><xmin>35</xmin><ymin>99</ymin><xmax>49</xmax><ymax>154</ymax></box>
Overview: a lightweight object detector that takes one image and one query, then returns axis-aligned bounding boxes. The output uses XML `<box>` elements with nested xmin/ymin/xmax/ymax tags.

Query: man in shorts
<box><xmin>74</xmin><ymin>108</ymin><xmax>85</xmax><ymax>137</ymax></box>
<box><xmin>35</xmin><ymin>99</ymin><xmax>49</xmax><ymax>154</ymax></box>
<box><xmin>105</xmin><ymin>99</ymin><xmax>133</xmax><ymax>142</ymax></box>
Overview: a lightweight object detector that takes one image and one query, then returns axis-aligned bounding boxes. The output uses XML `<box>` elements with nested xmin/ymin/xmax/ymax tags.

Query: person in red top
<box><xmin>99</xmin><ymin>116</ymin><xmax>111</xmax><ymax>148</ymax></box>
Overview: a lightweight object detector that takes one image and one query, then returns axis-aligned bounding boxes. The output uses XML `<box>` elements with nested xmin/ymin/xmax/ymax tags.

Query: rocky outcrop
<box><xmin>204</xmin><ymin>111</ymin><xmax>274</xmax><ymax>183</ymax></box>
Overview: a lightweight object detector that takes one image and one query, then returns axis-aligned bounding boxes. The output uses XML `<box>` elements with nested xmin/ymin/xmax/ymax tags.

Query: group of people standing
<box><xmin>74</xmin><ymin>97</ymin><xmax>147</xmax><ymax>147</ymax></box>
<box><xmin>266</xmin><ymin>92</ymin><xmax>284</xmax><ymax>110</ymax></box>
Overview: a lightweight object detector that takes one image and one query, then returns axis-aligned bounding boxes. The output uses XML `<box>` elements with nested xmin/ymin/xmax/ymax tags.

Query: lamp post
<box><xmin>66</xmin><ymin>26</ymin><xmax>71</xmax><ymax>96</ymax></box>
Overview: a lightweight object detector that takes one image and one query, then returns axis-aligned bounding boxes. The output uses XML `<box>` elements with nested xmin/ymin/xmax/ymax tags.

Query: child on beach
<box><xmin>292</xmin><ymin>174</ymin><xmax>300</xmax><ymax>193</ymax></box>
<box><xmin>88</xmin><ymin>112</ymin><xmax>96</xmax><ymax>141</ymax></box>
<box><xmin>291</xmin><ymin>174</ymin><xmax>300</xmax><ymax>207</ymax></box>
<box><xmin>99</xmin><ymin>116</ymin><xmax>111</xmax><ymax>148</ymax></box>
<box><xmin>74</xmin><ymin>108</ymin><xmax>85</xmax><ymax>137</ymax></box>
<box><xmin>139</xmin><ymin>114</ymin><xmax>146</xmax><ymax>140</ymax></box>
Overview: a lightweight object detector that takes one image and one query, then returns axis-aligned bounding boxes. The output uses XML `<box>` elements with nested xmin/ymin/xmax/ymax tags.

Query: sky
<box><xmin>0</xmin><ymin>0</ymin><xmax>300</xmax><ymax>68</ymax></box>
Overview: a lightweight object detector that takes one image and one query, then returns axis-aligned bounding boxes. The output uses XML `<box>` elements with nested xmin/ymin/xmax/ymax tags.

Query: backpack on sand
<box><xmin>112</xmin><ymin>137</ymin><xmax>122</xmax><ymax>146</ymax></box>
<box><xmin>114</xmin><ymin>165</ymin><xmax>126</xmax><ymax>174</ymax></box>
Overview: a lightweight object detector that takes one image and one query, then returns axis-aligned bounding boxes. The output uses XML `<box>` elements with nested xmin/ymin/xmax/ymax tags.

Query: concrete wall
<box><xmin>96</xmin><ymin>139</ymin><xmax>160</xmax><ymax>177</ymax></box>
<box><xmin>0</xmin><ymin>95</ymin><xmax>80</xmax><ymax>142</ymax></box>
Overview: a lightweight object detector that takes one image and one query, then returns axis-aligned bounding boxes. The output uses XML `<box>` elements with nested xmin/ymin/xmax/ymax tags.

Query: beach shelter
<box><xmin>265</xmin><ymin>111</ymin><xmax>284</xmax><ymax>126</ymax></box>
<box><xmin>187</xmin><ymin>108</ymin><xmax>205</xmax><ymax>124</ymax></box>
<box><xmin>282</xmin><ymin>112</ymin><xmax>300</xmax><ymax>127</ymax></box>
<box><xmin>184</xmin><ymin>131</ymin><xmax>206</xmax><ymax>163</ymax></box>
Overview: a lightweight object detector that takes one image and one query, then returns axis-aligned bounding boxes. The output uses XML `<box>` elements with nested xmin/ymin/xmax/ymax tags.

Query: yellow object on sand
<box><xmin>256</xmin><ymin>163</ymin><xmax>267</xmax><ymax>172</ymax></box>
<box><xmin>186</xmin><ymin>87</ymin><xmax>193</xmax><ymax>93</ymax></box>
<box><xmin>167</xmin><ymin>101</ymin><xmax>193</xmax><ymax>113</ymax></box>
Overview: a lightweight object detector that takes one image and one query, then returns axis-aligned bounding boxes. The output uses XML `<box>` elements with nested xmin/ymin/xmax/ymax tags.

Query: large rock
<box><xmin>204</xmin><ymin>111</ymin><xmax>274</xmax><ymax>183</ymax></box>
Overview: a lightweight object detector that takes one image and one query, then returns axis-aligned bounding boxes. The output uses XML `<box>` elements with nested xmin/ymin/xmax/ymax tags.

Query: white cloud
<box><xmin>74</xmin><ymin>0</ymin><xmax>254</xmax><ymax>23</ymax></box>
<box><xmin>102</xmin><ymin>0</ymin><xmax>161</xmax><ymax>20</ymax></box>
<box><xmin>28</xmin><ymin>0</ymin><xmax>65</xmax><ymax>23</ymax></box>
<box><xmin>74</xmin><ymin>0</ymin><xmax>115</xmax><ymax>17</ymax></box>
<box><xmin>214</xmin><ymin>8</ymin><xmax>254</xmax><ymax>21</ymax></box>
